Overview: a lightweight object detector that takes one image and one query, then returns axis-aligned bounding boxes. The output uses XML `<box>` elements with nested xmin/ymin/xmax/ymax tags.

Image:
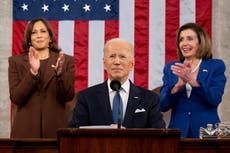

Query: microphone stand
<box><xmin>117</xmin><ymin>90</ymin><xmax>122</xmax><ymax>129</ymax></box>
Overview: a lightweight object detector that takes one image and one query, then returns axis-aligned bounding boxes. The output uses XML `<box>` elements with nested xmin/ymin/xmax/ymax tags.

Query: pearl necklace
<box><xmin>191</xmin><ymin>59</ymin><xmax>202</xmax><ymax>73</ymax></box>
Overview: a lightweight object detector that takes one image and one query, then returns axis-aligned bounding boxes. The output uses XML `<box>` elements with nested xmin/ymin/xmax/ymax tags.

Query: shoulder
<box><xmin>78</xmin><ymin>82</ymin><xmax>106</xmax><ymax>95</ymax></box>
<box><xmin>64</xmin><ymin>54</ymin><xmax>74</xmax><ymax>60</ymax></box>
<box><xmin>204</xmin><ymin>58</ymin><xmax>225</xmax><ymax>64</ymax></box>
<box><xmin>203</xmin><ymin>59</ymin><xmax>226</xmax><ymax>69</ymax></box>
<box><xmin>8</xmin><ymin>53</ymin><xmax>27</xmax><ymax>62</ymax></box>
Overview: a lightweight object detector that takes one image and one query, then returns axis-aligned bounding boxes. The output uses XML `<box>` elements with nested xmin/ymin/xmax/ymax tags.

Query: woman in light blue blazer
<box><xmin>160</xmin><ymin>23</ymin><xmax>226</xmax><ymax>138</ymax></box>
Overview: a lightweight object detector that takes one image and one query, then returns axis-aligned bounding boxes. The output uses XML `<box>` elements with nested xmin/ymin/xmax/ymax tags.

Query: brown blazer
<box><xmin>8</xmin><ymin>51</ymin><xmax>75</xmax><ymax>138</ymax></box>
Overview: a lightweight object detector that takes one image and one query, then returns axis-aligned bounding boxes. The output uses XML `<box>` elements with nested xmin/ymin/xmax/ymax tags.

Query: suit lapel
<box><xmin>123</xmin><ymin>82</ymin><xmax>142</xmax><ymax>125</ymax></box>
<box><xmin>22</xmin><ymin>53</ymin><xmax>31</xmax><ymax>72</ymax></box>
<box><xmin>42</xmin><ymin>52</ymin><xmax>58</xmax><ymax>91</ymax></box>
<box><xmin>197</xmin><ymin>60</ymin><xmax>209</xmax><ymax>82</ymax></box>
<box><xmin>96</xmin><ymin>81</ymin><xmax>113</xmax><ymax>122</ymax></box>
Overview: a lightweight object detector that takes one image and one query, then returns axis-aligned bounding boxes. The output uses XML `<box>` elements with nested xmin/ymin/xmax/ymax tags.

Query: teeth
<box><xmin>183</xmin><ymin>48</ymin><xmax>190</xmax><ymax>51</ymax></box>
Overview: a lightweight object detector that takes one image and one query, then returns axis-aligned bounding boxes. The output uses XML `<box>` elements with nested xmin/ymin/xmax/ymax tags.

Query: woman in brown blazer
<box><xmin>8</xmin><ymin>18</ymin><xmax>75</xmax><ymax>138</ymax></box>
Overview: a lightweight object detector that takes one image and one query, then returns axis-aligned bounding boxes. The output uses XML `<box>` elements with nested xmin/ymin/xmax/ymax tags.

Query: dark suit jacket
<box><xmin>160</xmin><ymin>59</ymin><xmax>226</xmax><ymax>138</ymax></box>
<box><xmin>8</xmin><ymin>51</ymin><xmax>75</xmax><ymax>138</ymax></box>
<box><xmin>68</xmin><ymin>80</ymin><xmax>165</xmax><ymax>128</ymax></box>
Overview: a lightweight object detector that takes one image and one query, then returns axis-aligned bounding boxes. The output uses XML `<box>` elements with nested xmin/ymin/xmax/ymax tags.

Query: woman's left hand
<box><xmin>52</xmin><ymin>51</ymin><xmax>65</xmax><ymax>76</ymax></box>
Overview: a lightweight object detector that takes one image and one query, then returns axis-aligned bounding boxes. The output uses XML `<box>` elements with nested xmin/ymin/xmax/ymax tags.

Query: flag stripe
<box><xmin>12</xmin><ymin>21</ymin><xmax>27</xmax><ymax>55</ymax></box>
<box><xmin>104</xmin><ymin>20</ymin><xmax>119</xmax><ymax>80</ymax></box>
<box><xmin>165</xmin><ymin>0</ymin><xmax>180</xmax><ymax>64</ymax></box>
<box><xmin>180</xmin><ymin>0</ymin><xmax>195</xmax><ymax>25</ymax></box>
<box><xmin>119</xmin><ymin>0</ymin><xmax>135</xmax><ymax>82</ymax></box>
<box><xmin>74</xmin><ymin>21</ymin><xmax>89</xmax><ymax>92</ymax></box>
<box><xmin>196</xmin><ymin>0</ymin><xmax>212</xmax><ymax>37</ymax></box>
<box><xmin>49</xmin><ymin>21</ymin><xmax>59</xmax><ymax>47</ymax></box>
<box><xmin>58</xmin><ymin>21</ymin><xmax>74</xmax><ymax>56</ymax></box>
<box><xmin>88</xmin><ymin>21</ymin><xmax>105</xmax><ymax>87</ymax></box>
<box><xmin>149</xmin><ymin>0</ymin><xmax>165</xmax><ymax>90</ymax></box>
<box><xmin>134</xmin><ymin>0</ymin><xmax>150</xmax><ymax>88</ymax></box>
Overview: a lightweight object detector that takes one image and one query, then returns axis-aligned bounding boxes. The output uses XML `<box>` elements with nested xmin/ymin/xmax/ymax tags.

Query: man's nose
<box><xmin>114</xmin><ymin>56</ymin><xmax>121</xmax><ymax>63</ymax></box>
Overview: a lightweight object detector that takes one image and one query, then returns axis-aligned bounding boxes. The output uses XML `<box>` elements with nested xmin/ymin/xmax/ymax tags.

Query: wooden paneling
<box><xmin>57</xmin><ymin>128</ymin><xmax>181</xmax><ymax>153</ymax></box>
<box><xmin>0</xmin><ymin>138</ymin><xmax>58</xmax><ymax>153</ymax></box>
<box><xmin>179</xmin><ymin>138</ymin><xmax>230</xmax><ymax>153</ymax></box>
<box><xmin>1</xmin><ymin>130</ymin><xmax>230</xmax><ymax>153</ymax></box>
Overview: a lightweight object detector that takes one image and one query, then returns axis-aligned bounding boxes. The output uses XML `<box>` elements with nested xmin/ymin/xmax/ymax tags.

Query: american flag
<box><xmin>13</xmin><ymin>0</ymin><xmax>212</xmax><ymax>92</ymax></box>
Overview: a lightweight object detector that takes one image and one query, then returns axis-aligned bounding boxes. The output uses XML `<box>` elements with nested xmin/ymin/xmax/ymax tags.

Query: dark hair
<box><xmin>176</xmin><ymin>22</ymin><xmax>212</xmax><ymax>61</ymax></box>
<box><xmin>22</xmin><ymin>18</ymin><xmax>60</xmax><ymax>52</ymax></box>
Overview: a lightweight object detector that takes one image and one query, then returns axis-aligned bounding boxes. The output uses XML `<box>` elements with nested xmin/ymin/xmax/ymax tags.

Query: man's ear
<box><xmin>103</xmin><ymin>58</ymin><xmax>107</xmax><ymax>71</ymax></box>
<box><xmin>131</xmin><ymin>58</ymin><xmax>135</xmax><ymax>68</ymax></box>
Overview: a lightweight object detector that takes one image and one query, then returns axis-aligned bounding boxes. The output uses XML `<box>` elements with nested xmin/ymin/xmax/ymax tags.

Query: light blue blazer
<box><xmin>160</xmin><ymin>59</ymin><xmax>226</xmax><ymax>138</ymax></box>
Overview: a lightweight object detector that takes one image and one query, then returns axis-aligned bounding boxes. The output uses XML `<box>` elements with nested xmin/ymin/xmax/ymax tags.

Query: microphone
<box><xmin>110</xmin><ymin>80</ymin><xmax>121</xmax><ymax>91</ymax></box>
<box><xmin>110</xmin><ymin>80</ymin><xmax>122</xmax><ymax>129</ymax></box>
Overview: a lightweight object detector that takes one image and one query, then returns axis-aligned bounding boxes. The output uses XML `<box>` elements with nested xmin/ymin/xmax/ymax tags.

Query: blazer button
<box><xmin>188</xmin><ymin>112</ymin><xmax>191</xmax><ymax>115</ymax></box>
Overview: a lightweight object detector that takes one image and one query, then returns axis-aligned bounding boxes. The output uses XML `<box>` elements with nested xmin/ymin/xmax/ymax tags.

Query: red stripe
<box><xmin>104</xmin><ymin>20</ymin><xmax>119</xmax><ymax>81</ymax></box>
<box><xmin>49</xmin><ymin>21</ymin><xmax>59</xmax><ymax>47</ymax></box>
<box><xmin>134</xmin><ymin>0</ymin><xmax>149</xmax><ymax>89</ymax></box>
<box><xmin>165</xmin><ymin>0</ymin><xmax>180</xmax><ymax>63</ymax></box>
<box><xmin>12</xmin><ymin>21</ymin><xmax>27</xmax><ymax>55</ymax></box>
<box><xmin>196</xmin><ymin>0</ymin><xmax>212</xmax><ymax>38</ymax></box>
<box><xmin>74</xmin><ymin>21</ymin><xmax>89</xmax><ymax>92</ymax></box>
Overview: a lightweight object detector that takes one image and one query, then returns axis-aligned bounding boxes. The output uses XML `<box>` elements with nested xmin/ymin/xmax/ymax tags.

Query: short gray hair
<box><xmin>103</xmin><ymin>38</ymin><xmax>134</xmax><ymax>56</ymax></box>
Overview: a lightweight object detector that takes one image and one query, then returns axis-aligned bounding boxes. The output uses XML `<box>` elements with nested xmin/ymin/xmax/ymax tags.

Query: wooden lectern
<box><xmin>57</xmin><ymin>128</ymin><xmax>181</xmax><ymax>153</ymax></box>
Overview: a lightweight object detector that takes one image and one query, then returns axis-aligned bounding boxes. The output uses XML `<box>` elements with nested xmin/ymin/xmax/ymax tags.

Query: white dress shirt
<box><xmin>108</xmin><ymin>79</ymin><xmax>130</xmax><ymax>119</ymax></box>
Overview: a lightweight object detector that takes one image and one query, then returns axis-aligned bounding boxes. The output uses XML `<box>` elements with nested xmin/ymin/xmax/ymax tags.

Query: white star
<box><xmin>83</xmin><ymin>4</ymin><xmax>91</xmax><ymax>12</ymax></box>
<box><xmin>42</xmin><ymin>4</ymin><xmax>49</xmax><ymax>12</ymax></box>
<box><xmin>21</xmin><ymin>3</ymin><xmax>28</xmax><ymax>11</ymax></box>
<box><xmin>62</xmin><ymin>4</ymin><xmax>69</xmax><ymax>12</ymax></box>
<box><xmin>104</xmin><ymin>4</ymin><xmax>111</xmax><ymax>12</ymax></box>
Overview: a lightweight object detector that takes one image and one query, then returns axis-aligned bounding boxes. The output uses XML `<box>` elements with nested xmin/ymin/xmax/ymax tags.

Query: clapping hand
<box><xmin>52</xmin><ymin>51</ymin><xmax>65</xmax><ymax>76</ymax></box>
<box><xmin>28</xmin><ymin>46</ymin><xmax>40</xmax><ymax>75</ymax></box>
<box><xmin>171</xmin><ymin>61</ymin><xmax>192</xmax><ymax>84</ymax></box>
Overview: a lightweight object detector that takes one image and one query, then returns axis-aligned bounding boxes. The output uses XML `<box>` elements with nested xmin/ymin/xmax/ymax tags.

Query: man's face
<box><xmin>103</xmin><ymin>41</ymin><xmax>134</xmax><ymax>84</ymax></box>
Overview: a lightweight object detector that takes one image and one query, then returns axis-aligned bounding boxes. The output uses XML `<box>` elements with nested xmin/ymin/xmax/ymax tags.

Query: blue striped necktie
<box><xmin>112</xmin><ymin>91</ymin><xmax>123</xmax><ymax>124</ymax></box>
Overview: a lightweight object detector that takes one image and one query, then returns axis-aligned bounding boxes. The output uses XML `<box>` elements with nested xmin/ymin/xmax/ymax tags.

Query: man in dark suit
<box><xmin>68</xmin><ymin>38</ymin><xmax>165</xmax><ymax>128</ymax></box>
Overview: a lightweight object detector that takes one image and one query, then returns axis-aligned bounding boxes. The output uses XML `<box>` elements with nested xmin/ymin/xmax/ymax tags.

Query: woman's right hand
<box><xmin>28</xmin><ymin>46</ymin><xmax>40</xmax><ymax>75</ymax></box>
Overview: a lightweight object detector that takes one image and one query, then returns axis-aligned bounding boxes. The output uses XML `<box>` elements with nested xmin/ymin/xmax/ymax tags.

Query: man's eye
<box><xmin>109</xmin><ymin>55</ymin><xmax>115</xmax><ymax>58</ymax></box>
<box><xmin>120</xmin><ymin>55</ymin><xmax>126</xmax><ymax>59</ymax></box>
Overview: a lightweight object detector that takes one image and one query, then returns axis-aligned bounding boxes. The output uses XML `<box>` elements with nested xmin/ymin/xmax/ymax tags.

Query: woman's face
<box><xmin>179</xmin><ymin>29</ymin><xmax>199</xmax><ymax>59</ymax></box>
<box><xmin>30</xmin><ymin>21</ymin><xmax>50</xmax><ymax>51</ymax></box>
